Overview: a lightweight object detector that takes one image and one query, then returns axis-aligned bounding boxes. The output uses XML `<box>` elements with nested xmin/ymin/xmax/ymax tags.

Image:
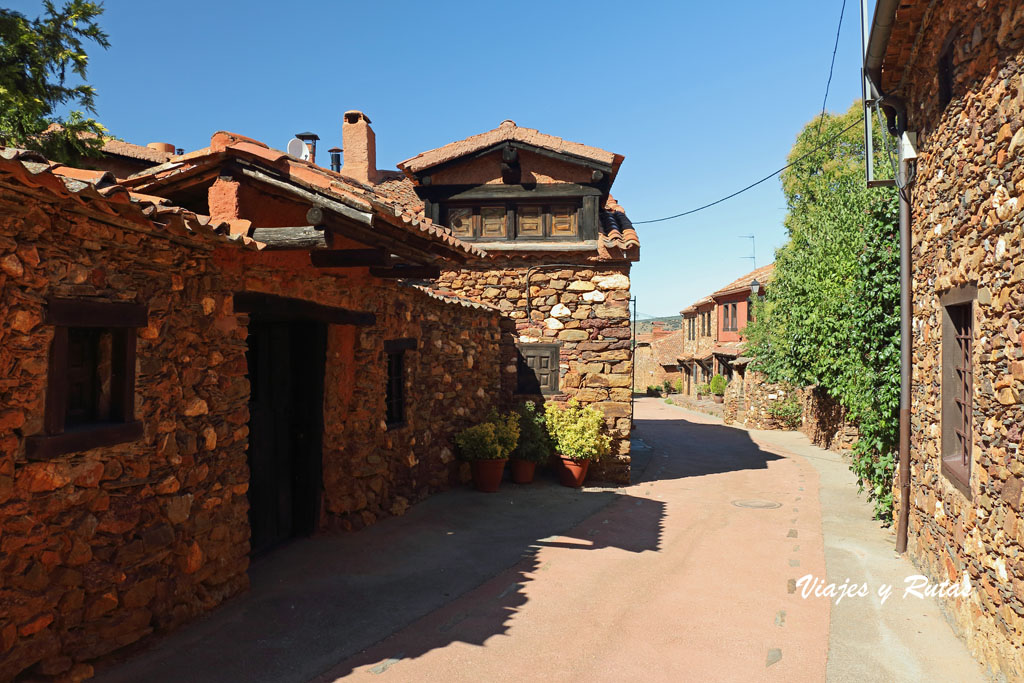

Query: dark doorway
<box><xmin>245</xmin><ymin>320</ymin><xmax>327</xmax><ymax>556</ymax></box>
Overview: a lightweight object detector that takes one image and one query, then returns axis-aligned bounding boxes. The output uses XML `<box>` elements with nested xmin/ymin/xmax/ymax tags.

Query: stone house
<box><xmin>0</xmin><ymin>113</ymin><xmax>638</xmax><ymax>678</ymax></box>
<box><xmin>0</xmin><ymin>143</ymin><xmax>503</xmax><ymax>678</ymax></box>
<box><xmin>678</xmin><ymin>264</ymin><xmax>773</xmax><ymax>397</ymax></box>
<box><xmin>634</xmin><ymin>330</ymin><xmax>685</xmax><ymax>391</ymax></box>
<box><xmin>394</xmin><ymin>119</ymin><xmax>640</xmax><ymax>483</ymax></box>
<box><xmin>867</xmin><ymin>0</ymin><xmax>1024</xmax><ymax>676</ymax></box>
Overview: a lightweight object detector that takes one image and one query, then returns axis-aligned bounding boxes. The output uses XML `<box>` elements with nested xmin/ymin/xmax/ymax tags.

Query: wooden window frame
<box><xmin>515</xmin><ymin>342</ymin><xmax>561</xmax><ymax>395</ymax></box>
<box><xmin>26</xmin><ymin>299</ymin><xmax>146</xmax><ymax>460</ymax></box>
<box><xmin>941</xmin><ymin>287</ymin><xmax>975</xmax><ymax>497</ymax></box>
<box><xmin>384</xmin><ymin>338</ymin><xmax>416</xmax><ymax>429</ymax></box>
<box><xmin>443</xmin><ymin>201</ymin><xmax>582</xmax><ymax>242</ymax></box>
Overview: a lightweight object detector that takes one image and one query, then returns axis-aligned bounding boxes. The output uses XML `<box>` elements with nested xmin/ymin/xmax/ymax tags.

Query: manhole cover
<box><xmin>732</xmin><ymin>499</ymin><xmax>782</xmax><ymax>509</ymax></box>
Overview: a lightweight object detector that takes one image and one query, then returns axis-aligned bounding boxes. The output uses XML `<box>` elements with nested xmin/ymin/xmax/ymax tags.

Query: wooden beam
<box><xmin>46</xmin><ymin>299</ymin><xmax>148</xmax><ymax>327</ymax></box>
<box><xmin>417</xmin><ymin>183</ymin><xmax>602</xmax><ymax>203</ymax></box>
<box><xmin>233</xmin><ymin>292</ymin><xmax>375</xmax><ymax>326</ymax></box>
<box><xmin>368</xmin><ymin>266</ymin><xmax>441</xmax><ymax>279</ymax></box>
<box><xmin>310</xmin><ymin>249</ymin><xmax>389</xmax><ymax>268</ymax></box>
<box><xmin>26</xmin><ymin>421</ymin><xmax>143</xmax><ymax>460</ymax></box>
<box><xmin>251</xmin><ymin>226</ymin><xmax>326</xmax><ymax>250</ymax></box>
<box><xmin>384</xmin><ymin>337</ymin><xmax>418</xmax><ymax>352</ymax></box>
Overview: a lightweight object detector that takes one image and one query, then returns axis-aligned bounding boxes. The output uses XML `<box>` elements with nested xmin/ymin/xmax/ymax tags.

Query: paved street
<box><xmin>97</xmin><ymin>398</ymin><xmax>986</xmax><ymax>682</ymax></box>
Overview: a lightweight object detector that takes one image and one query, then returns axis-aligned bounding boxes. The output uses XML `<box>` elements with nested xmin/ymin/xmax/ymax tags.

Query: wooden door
<box><xmin>246</xmin><ymin>320</ymin><xmax>326</xmax><ymax>556</ymax></box>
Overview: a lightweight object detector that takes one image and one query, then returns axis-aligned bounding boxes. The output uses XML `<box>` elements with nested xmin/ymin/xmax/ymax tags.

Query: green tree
<box><xmin>745</xmin><ymin>101</ymin><xmax>900</xmax><ymax>521</ymax></box>
<box><xmin>0</xmin><ymin>1</ymin><xmax>109</xmax><ymax>162</ymax></box>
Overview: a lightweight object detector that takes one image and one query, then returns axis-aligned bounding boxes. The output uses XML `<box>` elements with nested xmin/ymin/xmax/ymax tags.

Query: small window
<box><xmin>383</xmin><ymin>338</ymin><xmax>416</xmax><ymax>428</ymax></box>
<box><xmin>27</xmin><ymin>299</ymin><xmax>146</xmax><ymax>459</ymax></box>
<box><xmin>386</xmin><ymin>351</ymin><xmax>405</xmax><ymax>425</ymax></box>
<box><xmin>516</xmin><ymin>343</ymin><xmax>560</xmax><ymax>394</ymax></box>
<box><xmin>942</xmin><ymin>299</ymin><xmax>973</xmax><ymax>492</ymax></box>
<box><xmin>732</xmin><ymin>303</ymin><xmax>738</xmax><ymax>331</ymax></box>
<box><xmin>938</xmin><ymin>41</ymin><xmax>954</xmax><ymax>108</ymax></box>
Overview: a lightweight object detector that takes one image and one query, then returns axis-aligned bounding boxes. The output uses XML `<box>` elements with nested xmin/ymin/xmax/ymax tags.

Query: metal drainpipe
<box><xmin>896</xmin><ymin>107</ymin><xmax>913</xmax><ymax>554</ymax></box>
<box><xmin>863</xmin><ymin>0</ymin><xmax>912</xmax><ymax>553</ymax></box>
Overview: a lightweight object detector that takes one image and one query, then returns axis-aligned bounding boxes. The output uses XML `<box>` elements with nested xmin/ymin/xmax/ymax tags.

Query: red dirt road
<box><xmin>324</xmin><ymin>399</ymin><xmax>829</xmax><ymax>681</ymax></box>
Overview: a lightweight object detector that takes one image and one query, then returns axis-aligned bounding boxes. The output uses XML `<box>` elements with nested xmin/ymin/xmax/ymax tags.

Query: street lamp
<box><xmin>750</xmin><ymin>278</ymin><xmax>761</xmax><ymax>296</ymax></box>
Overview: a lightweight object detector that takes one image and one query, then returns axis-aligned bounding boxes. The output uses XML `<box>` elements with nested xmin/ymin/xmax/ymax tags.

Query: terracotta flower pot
<box><xmin>558</xmin><ymin>457</ymin><xmax>590</xmax><ymax>488</ymax></box>
<box><xmin>511</xmin><ymin>459</ymin><xmax>536</xmax><ymax>484</ymax></box>
<box><xmin>713</xmin><ymin>395</ymin><xmax>724</xmax><ymax>404</ymax></box>
<box><xmin>470</xmin><ymin>459</ymin><xmax>506</xmax><ymax>492</ymax></box>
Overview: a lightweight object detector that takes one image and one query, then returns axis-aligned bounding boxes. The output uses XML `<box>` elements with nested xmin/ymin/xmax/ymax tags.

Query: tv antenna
<box><xmin>739</xmin><ymin>235</ymin><xmax>756</xmax><ymax>268</ymax></box>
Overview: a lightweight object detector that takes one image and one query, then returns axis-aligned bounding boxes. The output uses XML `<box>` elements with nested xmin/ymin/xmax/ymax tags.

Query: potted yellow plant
<box><xmin>544</xmin><ymin>400</ymin><xmax>611</xmax><ymax>488</ymax></box>
<box><xmin>455</xmin><ymin>410</ymin><xmax>520</xmax><ymax>492</ymax></box>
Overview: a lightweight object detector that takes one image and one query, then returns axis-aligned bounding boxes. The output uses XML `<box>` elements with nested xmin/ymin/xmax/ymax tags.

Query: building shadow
<box><xmin>630</xmin><ymin>408</ymin><xmax>785</xmax><ymax>482</ymax></box>
<box><xmin>94</xmin><ymin>478</ymin><xmax>664</xmax><ymax>683</ymax></box>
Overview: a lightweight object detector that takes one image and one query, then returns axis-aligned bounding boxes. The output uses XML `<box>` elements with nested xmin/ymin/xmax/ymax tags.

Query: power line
<box><xmin>634</xmin><ymin>0</ymin><xmax>857</xmax><ymax>226</ymax></box>
<box><xmin>817</xmin><ymin>0</ymin><xmax>848</xmax><ymax>137</ymax></box>
<box><xmin>632</xmin><ymin>116</ymin><xmax>865</xmax><ymax>225</ymax></box>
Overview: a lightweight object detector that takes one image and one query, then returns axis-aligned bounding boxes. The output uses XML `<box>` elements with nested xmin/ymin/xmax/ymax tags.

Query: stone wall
<box><xmin>737</xmin><ymin>371</ymin><xmax>799</xmax><ymax>431</ymax></box>
<box><xmin>212</xmin><ymin>249</ymin><xmax>504</xmax><ymax>530</ymax></box>
<box><xmin>0</xmin><ymin>190</ymin><xmax>505</xmax><ymax>679</ymax></box>
<box><xmin>437</xmin><ymin>262</ymin><xmax>633</xmax><ymax>483</ymax></box>
<box><xmin>801</xmin><ymin>385</ymin><xmax>859</xmax><ymax>452</ymax></box>
<box><xmin>892</xmin><ymin>1</ymin><xmax>1024</xmax><ymax>676</ymax></box>
<box><xmin>0</xmin><ymin>191</ymin><xmax>250</xmax><ymax>680</ymax></box>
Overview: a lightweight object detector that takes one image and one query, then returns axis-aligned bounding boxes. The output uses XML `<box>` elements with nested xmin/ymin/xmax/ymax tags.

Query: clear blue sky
<box><xmin>12</xmin><ymin>0</ymin><xmax>870</xmax><ymax>317</ymax></box>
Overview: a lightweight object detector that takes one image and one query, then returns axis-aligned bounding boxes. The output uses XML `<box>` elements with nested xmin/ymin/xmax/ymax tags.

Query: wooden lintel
<box><xmin>310</xmin><ymin>249</ymin><xmax>389</xmax><ymax>268</ymax></box>
<box><xmin>234</xmin><ymin>293</ymin><xmax>375</xmax><ymax>326</ymax></box>
<box><xmin>46</xmin><ymin>299</ymin><xmax>148</xmax><ymax>327</ymax></box>
<box><xmin>251</xmin><ymin>226</ymin><xmax>325</xmax><ymax>250</ymax></box>
<box><xmin>368</xmin><ymin>266</ymin><xmax>441</xmax><ymax>279</ymax></box>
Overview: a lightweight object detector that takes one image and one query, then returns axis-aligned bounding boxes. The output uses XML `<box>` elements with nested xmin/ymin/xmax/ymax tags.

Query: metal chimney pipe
<box><xmin>328</xmin><ymin>147</ymin><xmax>342</xmax><ymax>173</ymax></box>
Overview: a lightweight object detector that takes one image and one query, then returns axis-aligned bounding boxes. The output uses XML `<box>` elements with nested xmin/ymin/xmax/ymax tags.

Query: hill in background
<box><xmin>635</xmin><ymin>316</ymin><xmax>681</xmax><ymax>336</ymax></box>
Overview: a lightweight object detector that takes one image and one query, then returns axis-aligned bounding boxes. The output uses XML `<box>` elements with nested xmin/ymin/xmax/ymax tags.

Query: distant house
<box><xmin>678</xmin><ymin>264</ymin><xmax>773</xmax><ymax>395</ymax></box>
<box><xmin>866</xmin><ymin>1</ymin><xmax>1024</xmax><ymax>676</ymax></box>
<box><xmin>634</xmin><ymin>329</ymin><xmax>685</xmax><ymax>390</ymax></box>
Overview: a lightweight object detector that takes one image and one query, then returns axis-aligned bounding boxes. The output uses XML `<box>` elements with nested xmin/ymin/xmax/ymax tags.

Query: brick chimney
<box><xmin>341</xmin><ymin>110</ymin><xmax>377</xmax><ymax>185</ymax></box>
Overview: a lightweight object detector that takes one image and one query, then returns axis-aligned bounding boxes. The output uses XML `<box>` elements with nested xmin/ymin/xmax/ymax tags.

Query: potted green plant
<box><xmin>510</xmin><ymin>401</ymin><xmax>550</xmax><ymax>484</ymax></box>
<box><xmin>710</xmin><ymin>374</ymin><xmax>727</xmax><ymax>404</ymax></box>
<box><xmin>696</xmin><ymin>382</ymin><xmax>710</xmax><ymax>401</ymax></box>
<box><xmin>544</xmin><ymin>400</ymin><xmax>611</xmax><ymax>488</ymax></box>
<box><xmin>455</xmin><ymin>410</ymin><xmax>520</xmax><ymax>492</ymax></box>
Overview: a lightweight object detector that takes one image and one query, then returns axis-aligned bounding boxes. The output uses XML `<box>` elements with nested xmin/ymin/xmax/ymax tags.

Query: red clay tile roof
<box><xmin>711</xmin><ymin>263</ymin><xmax>775</xmax><ymax>298</ymax></box>
<box><xmin>398</xmin><ymin>120</ymin><xmax>623</xmax><ymax>177</ymax></box>
<box><xmin>101</xmin><ymin>139</ymin><xmax>172</xmax><ymax>164</ymax></box>
<box><xmin>403</xmin><ymin>284</ymin><xmax>501</xmax><ymax>312</ymax></box>
<box><xmin>601</xmin><ymin>195</ymin><xmax>639</xmax><ymax>250</ymax></box>
<box><xmin>877</xmin><ymin>0</ymin><xmax>927</xmax><ymax>93</ymax></box>
<box><xmin>711</xmin><ymin>342</ymin><xmax>743</xmax><ymax>357</ymax></box>
<box><xmin>651</xmin><ymin>330</ymin><xmax>685</xmax><ymax>366</ymax></box>
<box><xmin>0</xmin><ymin>147</ymin><xmax>258</xmax><ymax>249</ymax></box>
<box><xmin>123</xmin><ymin>131</ymin><xmax>485</xmax><ymax>261</ymax></box>
<box><xmin>680</xmin><ymin>295</ymin><xmax>713</xmax><ymax>315</ymax></box>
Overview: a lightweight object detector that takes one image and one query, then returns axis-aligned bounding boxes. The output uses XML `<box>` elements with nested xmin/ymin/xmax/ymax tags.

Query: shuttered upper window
<box><xmin>444</xmin><ymin>203</ymin><xmax>579</xmax><ymax>241</ymax></box>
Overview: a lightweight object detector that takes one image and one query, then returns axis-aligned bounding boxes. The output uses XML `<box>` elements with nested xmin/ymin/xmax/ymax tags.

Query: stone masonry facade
<box><xmin>437</xmin><ymin>263</ymin><xmax>633</xmax><ymax>483</ymax></box>
<box><xmin>0</xmin><ymin>182</ymin><xmax>251</xmax><ymax>680</ymax></box>
<box><xmin>0</xmin><ymin>161</ymin><xmax>504</xmax><ymax>679</ymax></box>
<box><xmin>881</xmin><ymin>0</ymin><xmax>1024</xmax><ymax>676</ymax></box>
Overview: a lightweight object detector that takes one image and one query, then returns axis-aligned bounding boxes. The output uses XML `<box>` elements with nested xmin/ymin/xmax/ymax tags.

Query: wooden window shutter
<box><xmin>518</xmin><ymin>205</ymin><xmax>544</xmax><ymax>237</ymax></box>
<box><xmin>549</xmin><ymin>205</ymin><xmax>577</xmax><ymax>237</ymax></box>
<box><xmin>480</xmin><ymin>206</ymin><xmax>507</xmax><ymax>238</ymax></box>
<box><xmin>447</xmin><ymin>207</ymin><xmax>474</xmax><ymax>238</ymax></box>
<box><xmin>516</xmin><ymin>343</ymin><xmax>560</xmax><ymax>394</ymax></box>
